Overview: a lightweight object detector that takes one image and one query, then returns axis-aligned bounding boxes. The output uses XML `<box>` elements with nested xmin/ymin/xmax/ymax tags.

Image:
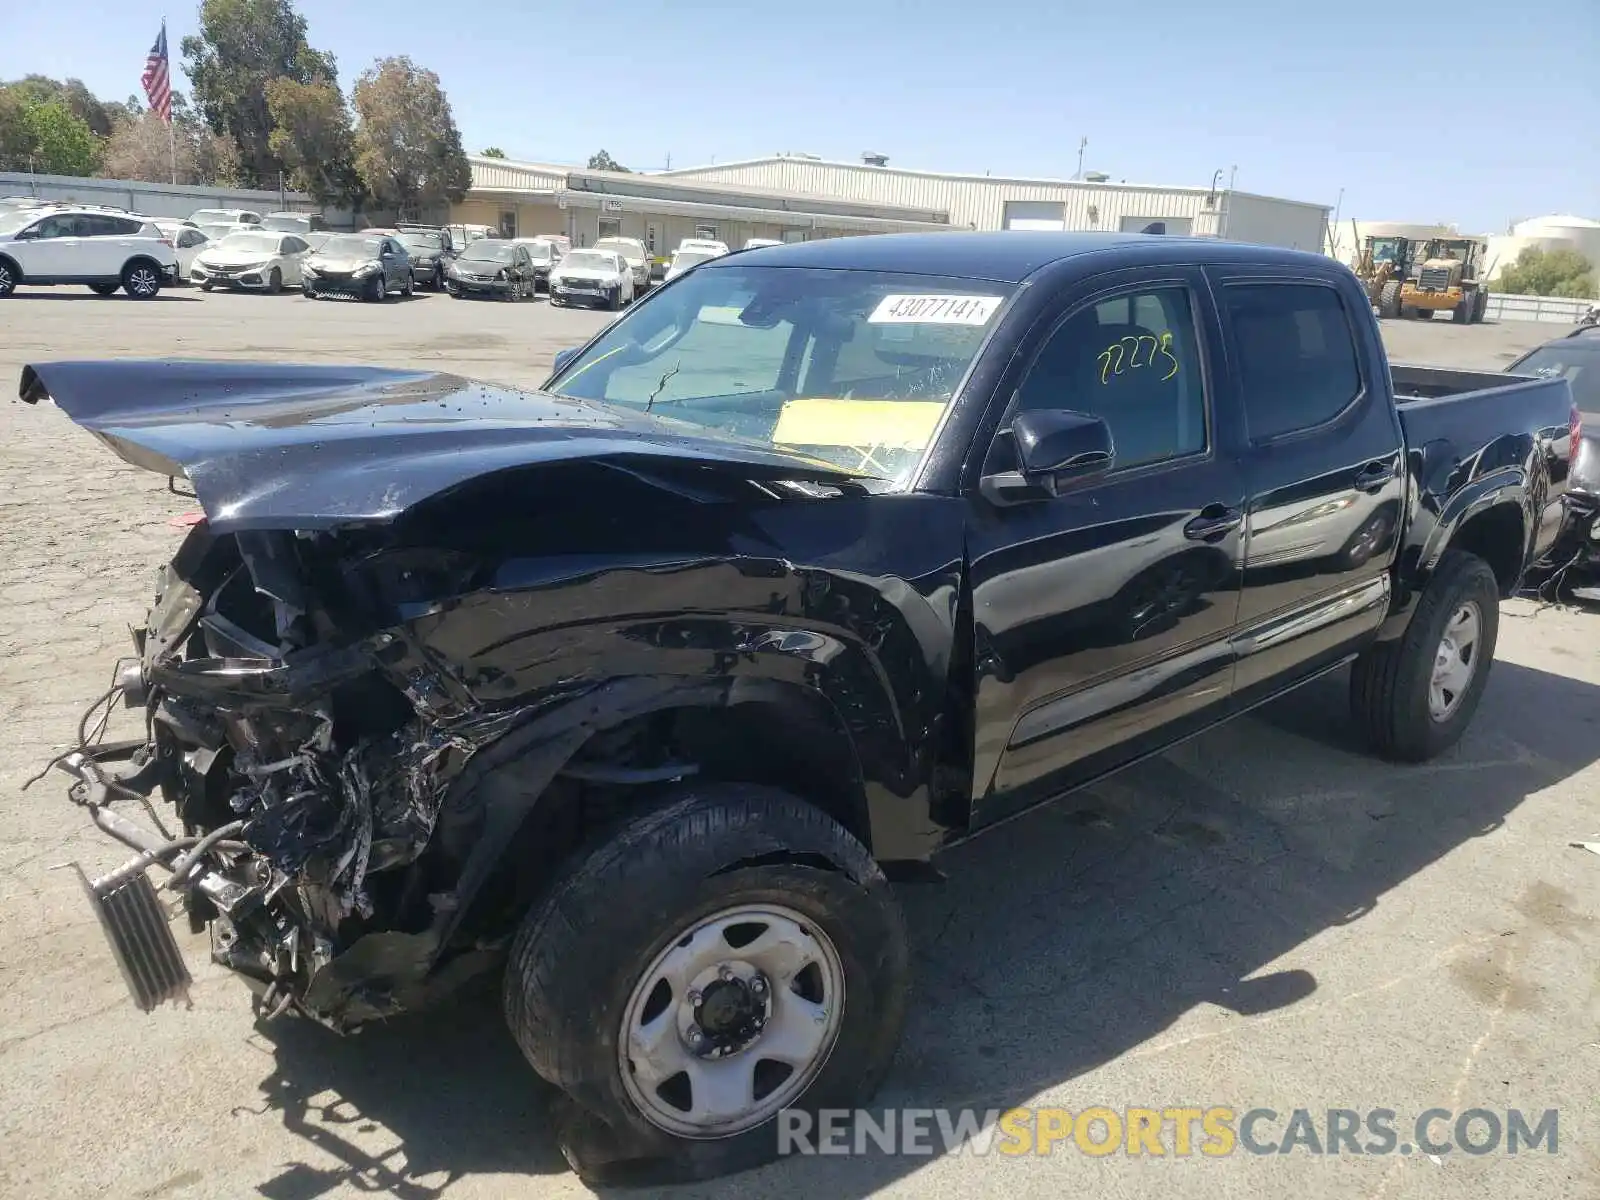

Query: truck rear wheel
<box><xmin>502</xmin><ymin>783</ymin><xmax>909</xmax><ymax>1186</ymax></box>
<box><xmin>1349</xmin><ymin>550</ymin><xmax>1500</xmax><ymax>761</ymax></box>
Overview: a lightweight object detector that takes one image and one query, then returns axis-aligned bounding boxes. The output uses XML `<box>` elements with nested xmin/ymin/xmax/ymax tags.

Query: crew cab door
<box><xmin>965</xmin><ymin>268</ymin><xmax>1247</xmax><ymax>829</ymax></box>
<box><xmin>1208</xmin><ymin>268</ymin><xmax>1407</xmax><ymax>702</ymax></box>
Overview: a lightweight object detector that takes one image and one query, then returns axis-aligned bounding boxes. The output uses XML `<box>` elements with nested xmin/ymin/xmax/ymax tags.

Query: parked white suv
<box><xmin>0</xmin><ymin>208</ymin><xmax>180</xmax><ymax>298</ymax></box>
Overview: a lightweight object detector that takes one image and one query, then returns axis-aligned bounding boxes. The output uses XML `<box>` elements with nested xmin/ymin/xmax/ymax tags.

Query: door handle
<box><xmin>1184</xmin><ymin>506</ymin><xmax>1243</xmax><ymax>541</ymax></box>
<box><xmin>1353</xmin><ymin>461</ymin><xmax>1396</xmax><ymax>493</ymax></box>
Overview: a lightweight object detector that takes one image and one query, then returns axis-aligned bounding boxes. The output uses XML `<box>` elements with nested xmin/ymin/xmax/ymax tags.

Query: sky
<box><xmin>2</xmin><ymin>0</ymin><xmax>1595</xmax><ymax>235</ymax></box>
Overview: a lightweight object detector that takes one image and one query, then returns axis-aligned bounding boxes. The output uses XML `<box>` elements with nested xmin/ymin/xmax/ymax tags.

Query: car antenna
<box><xmin>644</xmin><ymin>362</ymin><xmax>681</xmax><ymax>412</ymax></box>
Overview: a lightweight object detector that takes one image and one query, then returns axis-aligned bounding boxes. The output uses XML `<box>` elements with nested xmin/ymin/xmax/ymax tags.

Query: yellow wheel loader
<box><xmin>1352</xmin><ymin>231</ymin><xmax>1490</xmax><ymax>324</ymax></box>
<box><xmin>1398</xmin><ymin>237</ymin><xmax>1489</xmax><ymax>324</ymax></box>
<box><xmin>1352</xmin><ymin>233</ymin><xmax>1411</xmax><ymax>319</ymax></box>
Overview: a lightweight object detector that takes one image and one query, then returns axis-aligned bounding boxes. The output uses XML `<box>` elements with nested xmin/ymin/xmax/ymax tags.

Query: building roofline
<box><xmin>660</xmin><ymin>155</ymin><xmax>1330</xmax><ymax>212</ymax></box>
<box><xmin>466</xmin><ymin>155</ymin><xmax>951</xmax><ymax>221</ymax></box>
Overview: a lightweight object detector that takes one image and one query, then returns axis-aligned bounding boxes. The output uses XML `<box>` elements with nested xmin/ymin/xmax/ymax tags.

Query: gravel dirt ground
<box><xmin>0</xmin><ymin>288</ymin><xmax>1595</xmax><ymax>1200</ymax></box>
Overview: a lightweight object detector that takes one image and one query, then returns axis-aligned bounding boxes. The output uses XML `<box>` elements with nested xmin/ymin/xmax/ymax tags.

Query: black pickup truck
<box><xmin>23</xmin><ymin>232</ymin><xmax>1578</xmax><ymax>1183</ymax></box>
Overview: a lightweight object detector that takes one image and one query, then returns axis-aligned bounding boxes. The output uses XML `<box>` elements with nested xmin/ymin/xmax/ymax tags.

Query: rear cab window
<box><xmin>1222</xmin><ymin>282</ymin><xmax>1364</xmax><ymax>441</ymax></box>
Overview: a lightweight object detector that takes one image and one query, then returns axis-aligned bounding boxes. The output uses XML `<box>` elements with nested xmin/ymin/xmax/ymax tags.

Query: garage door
<box><xmin>1003</xmin><ymin>201</ymin><xmax>1066</xmax><ymax>231</ymax></box>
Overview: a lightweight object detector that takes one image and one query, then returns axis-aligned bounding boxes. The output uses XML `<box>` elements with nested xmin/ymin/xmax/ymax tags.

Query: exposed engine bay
<box><xmin>56</xmin><ymin>519</ymin><xmax>568</xmax><ymax>1030</ymax></box>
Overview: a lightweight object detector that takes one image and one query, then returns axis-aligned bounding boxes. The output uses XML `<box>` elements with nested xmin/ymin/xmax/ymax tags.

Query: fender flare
<box><xmin>1381</xmin><ymin>471</ymin><xmax>1529</xmax><ymax>640</ymax></box>
<box><xmin>430</xmin><ymin>673</ymin><xmax>876</xmax><ymax>952</ymax></box>
<box><xmin>1415</xmin><ymin>470</ymin><xmax>1529</xmax><ymax>582</ymax></box>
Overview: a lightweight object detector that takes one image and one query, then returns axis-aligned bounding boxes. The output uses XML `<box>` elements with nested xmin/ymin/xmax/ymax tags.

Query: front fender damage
<box><xmin>53</xmin><ymin>519</ymin><xmax>670</xmax><ymax>1031</ymax></box>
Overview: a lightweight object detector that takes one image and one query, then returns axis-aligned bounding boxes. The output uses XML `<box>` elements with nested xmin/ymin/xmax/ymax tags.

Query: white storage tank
<box><xmin>1487</xmin><ymin>214</ymin><xmax>1600</xmax><ymax>282</ymax></box>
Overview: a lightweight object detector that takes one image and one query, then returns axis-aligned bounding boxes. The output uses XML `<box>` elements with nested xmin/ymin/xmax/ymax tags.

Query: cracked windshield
<box><xmin>551</xmin><ymin>267</ymin><xmax>1009</xmax><ymax>482</ymax></box>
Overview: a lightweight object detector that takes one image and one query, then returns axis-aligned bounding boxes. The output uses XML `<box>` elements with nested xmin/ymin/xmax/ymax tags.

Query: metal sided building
<box><xmin>448</xmin><ymin>154</ymin><xmax>1331</xmax><ymax>256</ymax></box>
<box><xmin>659</xmin><ymin>155</ymin><xmax>1331</xmax><ymax>250</ymax></box>
<box><xmin>450</xmin><ymin>156</ymin><xmax>955</xmax><ymax>259</ymax></box>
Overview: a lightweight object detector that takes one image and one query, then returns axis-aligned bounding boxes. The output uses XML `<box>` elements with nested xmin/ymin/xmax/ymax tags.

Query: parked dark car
<box><xmin>444</xmin><ymin>238</ymin><xmax>537</xmax><ymax>300</ymax></box>
<box><xmin>396</xmin><ymin>228</ymin><xmax>454</xmax><ymax>291</ymax></box>
<box><xmin>1512</xmin><ymin>329</ymin><xmax>1597</xmax><ymax>590</ymax></box>
<box><xmin>21</xmin><ymin>232</ymin><xmax>1578</xmax><ymax>1186</ymax></box>
<box><xmin>300</xmin><ymin>232</ymin><xmax>413</xmax><ymax>301</ymax></box>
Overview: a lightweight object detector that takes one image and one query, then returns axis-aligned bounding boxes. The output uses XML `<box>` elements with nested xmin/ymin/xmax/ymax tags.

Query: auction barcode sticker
<box><xmin>868</xmin><ymin>294</ymin><xmax>1003</xmax><ymax>325</ymax></box>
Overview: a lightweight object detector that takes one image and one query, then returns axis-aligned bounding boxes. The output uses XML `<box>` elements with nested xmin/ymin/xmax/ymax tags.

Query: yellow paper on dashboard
<box><xmin>773</xmin><ymin>399</ymin><xmax>946</xmax><ymax>451</ymax></box>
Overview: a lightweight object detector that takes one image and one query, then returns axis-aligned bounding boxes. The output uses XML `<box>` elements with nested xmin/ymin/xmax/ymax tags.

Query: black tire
<box><xmin>200</xmin><ymin>280</ymin><xmax>214</xmax><ymax>292</ymax></box>
<box><xmin>433</xmin><ymin>267</ymin><xmax>444</xmax><ymax>291</ymax></box>
<box><xmin>266</xmin><ymin>267</ymin><xmax>282</xmax><ymax>295</ymax></box>
<box><xmin>549</xmin><ymin>295</ymin><xmax>563</xmax><ymax>307</ymax></box>
<box><xmin>1378</xmin><ymin>280</ymin><xmax>1402</xmax><ymax>319</ymax></box>
<box><xmin>0</xmin><ymin>256</ymin><xmax>17</xmax><ymax>296</ymax></box>
<box><xmin>503</xmin><ymin>783</ymin><xmax>909</xmax><ymax>1187</ymax></box>
<box><xmin>402</xmin><ymin>272</ymin><xmax>415</xmax><ymax>298</ymax></box>
<box><xmin>1350</xmin><ymin>549</ymin><xmax>1500</xmax><ymax>762</ymax></box>
<box><xmin>1454</xmin><ymin>297</ymin><xmax>1472</xmax><ymax>323</ymax></box>
<box><xmin>368</xmin><ymin>275</ymin><xmax>385</xmax><ymax>303</ymax></box>
<box><xmin>89</xmin><ymin>282</ymin><xmax>120</xmax><ymax>297</ymax></box>
<box><xmin>1473</xmin><ymin>291</ymin><xmax>1488</xmax><ymax>323</ymax></box>
<box><xmin>607</xmin><ymin>287</ymin><xmax>622</xmax><ymax>311</ymax></box>
<box><xmin>121</xmin><ymin>259</ymin><xmax>163</xmax><ymax>299</ymax></box>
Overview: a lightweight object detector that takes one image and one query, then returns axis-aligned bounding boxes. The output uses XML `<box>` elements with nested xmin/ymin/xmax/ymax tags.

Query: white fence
<box><xmin>0</xmin><ymin>172</ymin><xmax>357</xmax><ymax>227</ymax></box>
<box><xmin>1483</xmin><ymin>292</ymin><xmax>1595</xmax><ymax>324</ymax></box>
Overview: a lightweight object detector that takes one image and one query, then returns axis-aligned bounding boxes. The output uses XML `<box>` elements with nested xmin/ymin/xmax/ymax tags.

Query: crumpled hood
<box><xmin>19</xmin><ymin>361</ymin><xmax>867</xmax><ymax>533</ymax></box>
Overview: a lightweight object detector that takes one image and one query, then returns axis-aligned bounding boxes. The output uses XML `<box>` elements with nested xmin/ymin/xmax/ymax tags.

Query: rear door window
<box><xmin>1223</xmin><ymin>283</ymin><xmax>1364</xmax><ymax>441</ymax></box>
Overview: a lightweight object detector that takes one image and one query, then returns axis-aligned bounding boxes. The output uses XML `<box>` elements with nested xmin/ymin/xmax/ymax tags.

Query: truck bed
<box><xmin>1391</xmin><ymin>363</ymin><xmax>1576</xmax><ymax>568</ymax></box>
<box><xmin>1392</xmin><ymin>364</ymin><xmax>1572</xmax><ymax>452</ymax></box>
<box><xmin>1391</xmin><ymin>363</ymin><xmax>1531</xmax><ymax>402</ymax></box>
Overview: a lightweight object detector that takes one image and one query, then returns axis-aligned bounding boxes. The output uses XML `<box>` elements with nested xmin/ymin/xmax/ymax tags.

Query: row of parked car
<box><xmin>0</xmin><ymin>194</ymin><xmax>766</xmax><ymax>304</ymax></box>
<box><xmin>0</xmin><ymin>197</ymin><xmax>332</xmax><ymax>299</ymax></box>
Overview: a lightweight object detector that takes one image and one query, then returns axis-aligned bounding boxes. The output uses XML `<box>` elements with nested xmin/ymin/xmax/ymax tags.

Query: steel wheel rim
<box><xmin>1429</xmin><ymin>600</ymin><xmax>1481</xmax><ymax>721</ymax></box>
<box><xmin>0</xmin><ymin>264</ymin><xmax>12</xmax><ymax>291</ymax></box>
<box><xmin>618</xmin><ymin>903</ymin><xmax>846</xmax><ymax>1140</ymax></box>
<box><xmin>129</xmin><ymin>268</ymin><xmax>158</xmax><ymax>296</ymax></box>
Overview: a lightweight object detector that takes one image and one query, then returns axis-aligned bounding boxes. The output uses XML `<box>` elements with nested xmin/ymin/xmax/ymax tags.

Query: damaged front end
<box><xmin>55</xmin><ymin>520</ymin><xmax>524</xmax><ymax>1030</ymax></box>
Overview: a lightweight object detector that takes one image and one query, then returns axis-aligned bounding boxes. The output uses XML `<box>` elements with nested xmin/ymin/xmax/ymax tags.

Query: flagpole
<box><xmin>165</xmin><ymin>18</ymin><xmax>176</xmax><ymax>184</ymax></box>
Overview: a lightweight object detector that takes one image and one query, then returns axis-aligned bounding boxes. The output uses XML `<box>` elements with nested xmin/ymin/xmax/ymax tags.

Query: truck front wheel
<box><xmin>1378</xmin><ymin>281</ymin><xmax>1402</xmax><ymax>319</ymax></box>
<box><xmin>1349</xmin><ymin>550</ymin><xmax>1500</xmax><ymax>761</ymax></box>
<box><xmin>503</xmin><ymin>783</ymin><xmax>909</xmax><ymax>1185</ymax></box>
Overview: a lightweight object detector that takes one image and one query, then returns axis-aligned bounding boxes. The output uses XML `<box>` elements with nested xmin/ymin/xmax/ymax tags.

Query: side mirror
<box><xmin>552</xmin><ymin>347</ymin><xmax>581</xmax><ymax>374</ymax></box>
<box><xmin>981</xmin><ymin>409</ymin><xmax>1114</xmax><ymax>504</ymax></box>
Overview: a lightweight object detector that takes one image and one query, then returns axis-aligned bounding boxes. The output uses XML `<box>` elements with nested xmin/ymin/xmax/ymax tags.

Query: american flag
<box><xmin>141</xmin><ymin>22</ymin><xmax>172</xmax><ymax>124</ymax></box>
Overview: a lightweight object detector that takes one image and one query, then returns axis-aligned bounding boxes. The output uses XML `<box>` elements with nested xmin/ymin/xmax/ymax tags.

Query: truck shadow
<box><xmin>246</xmin><ymin>658</ymin><xmax>1600</xmax><ymax>1199</ymax></box>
